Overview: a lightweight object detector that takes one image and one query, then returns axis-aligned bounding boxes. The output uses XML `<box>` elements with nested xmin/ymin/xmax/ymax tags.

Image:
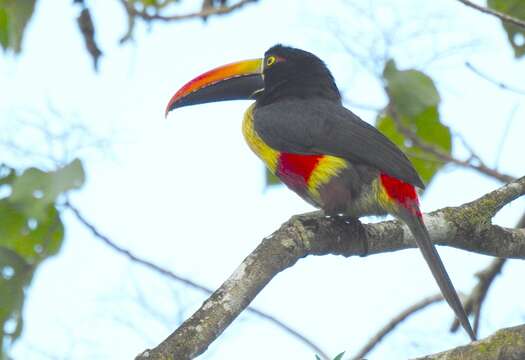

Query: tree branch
<box><xmin>136</xmin><ymin>176</ymin><xmax>525</xmax><ymax>359</ymax></box>
<box><xmin>387</xmin><ymin>106</ymin><xmax>515</xmax><ymax>183</ymax></box>
<box><xmin>64</xmin><ymin>201</ymin><xmax>330</xmax><ymax>360</ymax></box>
<box><xmin>457</xmin><ymin>0</ymin><xmax>525</xmax><ymax>30</ymax></box>
<box><xmin>76</xmin><ymin>5</ymin><xmax>103</xmax><ymax>71</ymax></box>
<box><xmin>466</xmin><ymin>62</ymin><xmax>525</xmax><ymax>96</ymax></box>
<box><xmin>414</xmin><ymin>324</ymin><xmax>525</xmax><ymax>360</ymax></box>
<box><xmin>121</xmin><ymin>0</ymin><xmax>258</xmax><ymax>22</ymax></box>
<box><xmin>351</xmin><ymin>294</ymin><xmax>444</xmax><ymax>360</ymax></box>
<box><xmin>449</xmin><ymin>257</ymin><xmax>505</xmax><ymax>336</ymax></box>
<box><xmin>450</xmin><ymin>212</ymin><xmax>525</xmax><ymax>334</ymax></box>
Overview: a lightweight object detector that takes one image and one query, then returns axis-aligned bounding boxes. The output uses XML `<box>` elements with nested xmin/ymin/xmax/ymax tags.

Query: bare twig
<box><xmin>387</xmin><ymin>106</ymin><xmax>515</xmax><ymax>183</ymax></box>
<box><xmin>64</xmin><ymin>201</ymin><xmax>212</xmax><ymax>292</ymax></box>
<box><xmin>118</xmin><ymin>0</ymin><xmax>136</xmax><ymax>44</ymax></box>
<box><xmin>466</xmin><ymin>62</ymin><xmax>525</xmax><ymax>95</ymax></box>
<box><xmin>76</xmin><ymin>6</ymin><xmax>102</xmax><ymax>71</ymax></box>
<box><xmin>351</xmin><ymin>294</ymin><xmax>444</xmax><ymax>360</ymax></box>
<box><xmin>456</xmin><ymin>0</ymin><xmax>525</xmax><ymax>30</ymax></box>
<box><xmin>449</xmin><ymin>258</ymin><xmax>505</xmax><ymax>335</ymax></box>
<box><xmin>136</xmin><ymin>176</ymin><xmax>525</xmax><ymax>359</ymax></box>
<box><xmin>495</xmin><ymin>104</ymin><xmax>519</xmax><ymax>170</ymax></box>
<box><xmin>117</xmin><ymin>0</ymin><xmax>258</xmax><ymax>44</ymax></box>
<box><xmin>121</xmin><ymin>0</ymin><xmax>258</xmax><ymax>22</ymax></box>
<box><xmin>453</xmin><ymin>131</ymin><xmax>484</xmax><ymax>165</ymax></box>
<box><xmin>450</xmin><ymin>212</ymin><xmax>525</xmax><ymax>335</ymax></box>
<box><xmin>0</xmin><ymin>108</ymin><xmax>112</xmax><ymax>169</ymax></box>
<box><xmin>63</xmin><ymin>200</ymin><xmax>330</xmax><ymax>360</ymax></box>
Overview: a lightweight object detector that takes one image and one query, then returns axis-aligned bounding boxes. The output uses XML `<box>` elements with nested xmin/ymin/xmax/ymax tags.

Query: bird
<box><xmin>165</xmin><ymin>44</ymin><xmax>476</xmax><ymax>341</ymax></box>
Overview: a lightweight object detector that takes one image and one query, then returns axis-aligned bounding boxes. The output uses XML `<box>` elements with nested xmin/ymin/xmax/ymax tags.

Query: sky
<box><xmin>1</xmin><ymin>0</ymin><xmax>525</xmax><ymax>359</ymax></box>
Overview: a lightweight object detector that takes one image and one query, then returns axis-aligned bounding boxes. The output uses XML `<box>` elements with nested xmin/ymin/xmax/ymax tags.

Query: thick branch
<box><xmin>137</xmin><ymin>176</ymin><xmax>525</xmax><ymax>359</ymax></box>
<box><xmin>65</xmin><ymin>201</ymin><xmax>330</xmax><ymax>360</ymax></box>
<box><xmin>414</xmin><ymin>324</ymin><xmax>525</xmax><ymax>360</ymax></box>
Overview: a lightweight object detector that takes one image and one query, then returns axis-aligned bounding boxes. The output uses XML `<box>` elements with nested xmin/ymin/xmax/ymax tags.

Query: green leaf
<box><xmin>377</xmin><ymin>107</ymin><xmax>451</xmax><ymax>184</ymax></box>
<box><xmin>10</xmin><ymin>159</ymin><xmax>85</xmax><ymax>219</ymax></box>
<box><xmin>383</xmin><ymin>59</ymin><xmax>440</xmax><ymax>118</ymax></box>
<box><xmin>0</xmin><ymin>9</ymin><xmax>8</xmax><ymax>50</ymax></box>
<box><xmin>380</xmin><ymin>60</ymin><xmax>451</xmax><ymax>185</ymax></box>
<box><xmin>138</xmin><ymin>0</ymin><xmax>178</xmax><ymax>10</ymax></box>
<box><xmin>0</xmin><ymin>165</ymin><xmax>15</xmax><ymax>187</ymax></box>
<box><xmin>0</xmin><ymin>201</ymin><xmax>64</xmax><ymax>264</ymax></box>
<box><xmin>0</xmin><ymin>0</ymin><xmax>37</xmax><ymax>54</ymax></box>
<box><xmin>314</xmin><ymin>351</ymin><xmax>345</xmax><ymax>360</ymax></box>
<box><xmin>488</xmin><ymin>0</ymin><xmax>525</xmax><ymax>58</ymax></box>
<box><xmin>140</xmin><ymin>0</ymin><xmax>161</xmax><ymax>7</ymax></box>
<box><xmin>265</xmin><ymin>167</ymin><xmax>281</xmax><ymax>187</ymax></box>
<box><xmin>0</xmin><ymin>159</ymin><xmax>83</xmax><ymax>357</ymax></box>
<box><xmin>0</xmin><ymin>248</ymin><xmax>33</xmax><ymax>358</ymax></box>
<box><xmin>333</xmin><ymin>352</ymin><xmax>345</xmax><ymax>360</ymax></box>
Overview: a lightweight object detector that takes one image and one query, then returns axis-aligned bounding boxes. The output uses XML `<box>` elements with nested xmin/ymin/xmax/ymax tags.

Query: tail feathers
<box><xmin>402</xmin><ymin>211</ymin><xmax>476</xmax><ymax>341</ymax></box>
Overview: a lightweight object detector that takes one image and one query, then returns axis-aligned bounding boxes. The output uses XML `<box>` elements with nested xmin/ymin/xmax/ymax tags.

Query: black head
<box><xmin>257</xmin><ymin>45</ymin><xmax>341</xmax><ymax>107</ymax></box>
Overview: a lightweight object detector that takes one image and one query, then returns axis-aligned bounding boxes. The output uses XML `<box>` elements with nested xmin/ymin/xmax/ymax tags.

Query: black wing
<box><xmin>253</xmin><ymin>99</ymin><xmax>425</xmax><ymax>188</ymax></box>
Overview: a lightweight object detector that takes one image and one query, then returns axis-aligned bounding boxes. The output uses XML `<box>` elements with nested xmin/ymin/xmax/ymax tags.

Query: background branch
<box><xmin>120</xmin><ymin>0</ymin><xmax>258</xmax><ymax>22</ymax></box>
<box><xmin>450</xmin><ymin>212</ymin><xmax>525</xmax><ymax>334</ymax></box>
<box><xmin>387</xmin><ymin>106</ymin><xmax>515</xmax><ymax>183</ymax></box>
<box><xmin>450</xmin><ymin>258</ymin><xmax>505</xmax><ymax>335</ymax></box>
<box><xmin>136</xmin><ymin>176</ymin><xmax>525</xmax><ymax>359</ymax></box>
<box><xmin>466</xmin><ymin>62</ymin><xmax>525</xmax><ymax>95</ymax></box>
<box><xmin>76</xmin><ymin>5</ymin><xmax>102</xmax><ymax>70</ymax></box>
<box><xmin>351</xmin><ymin>294</ymin><xmax>444</xmax><ymax>360</ymax></box>
<box><xmin>457</xmin><ymin>0</ymin><xmax>525</xmax><ymax>30</ymax></box>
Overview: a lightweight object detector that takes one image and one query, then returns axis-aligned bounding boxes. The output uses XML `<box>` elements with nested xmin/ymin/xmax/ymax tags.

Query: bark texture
<box><xmin>415</xmin><ymin>325</ymin><xmax>525</xmax><ymax>360</ymax></box>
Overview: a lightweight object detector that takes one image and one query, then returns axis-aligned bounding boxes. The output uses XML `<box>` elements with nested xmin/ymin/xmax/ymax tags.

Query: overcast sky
<box><xmin>1</xmin><ymin>0</ymin><xmax>525</xmax><ymax>359</ymax></box>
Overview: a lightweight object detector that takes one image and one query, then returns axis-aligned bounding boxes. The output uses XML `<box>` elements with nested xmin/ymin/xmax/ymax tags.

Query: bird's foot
<box><xmin>329</xmin><ymin>214</ymin><xmax>368</xmax><ymax>257</ymax></box>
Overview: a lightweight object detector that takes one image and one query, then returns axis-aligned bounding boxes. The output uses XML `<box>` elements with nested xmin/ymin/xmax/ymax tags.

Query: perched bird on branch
<box><xmin>165</xmin><ymin>44</ymin><xmax>476</xmax><ymax>341</ymax></box>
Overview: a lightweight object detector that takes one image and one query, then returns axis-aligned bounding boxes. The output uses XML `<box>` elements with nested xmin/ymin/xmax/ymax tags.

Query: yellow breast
<box><xmin>242</xmin><ymin>103</ymin><xmax>280</xmax><ymax>173</ymax></box>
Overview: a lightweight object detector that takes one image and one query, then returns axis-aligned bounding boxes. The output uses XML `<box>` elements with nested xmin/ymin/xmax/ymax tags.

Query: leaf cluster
<box><xmin>0</xmin><ymin>160</ymin><xmax>84</xmax><ymax>358</ymax></box>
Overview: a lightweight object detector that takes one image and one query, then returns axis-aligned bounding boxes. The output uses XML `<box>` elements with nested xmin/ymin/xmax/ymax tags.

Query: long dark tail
<box><xmin>401</xmin><ymin>210</ymin><xmax>476</xmax><ymax>341</ymax></box>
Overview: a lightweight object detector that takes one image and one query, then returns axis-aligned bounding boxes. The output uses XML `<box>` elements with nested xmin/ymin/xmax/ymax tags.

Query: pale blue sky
<box><xmin>1</xmin><ymin>0</ymin><xmax>524</xmax><ymax>359</ymax></box>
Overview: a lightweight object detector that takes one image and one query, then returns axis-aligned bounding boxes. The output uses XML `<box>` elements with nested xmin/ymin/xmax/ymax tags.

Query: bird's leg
<box><xmin>327</xmin><ymin>214</ymin><xmax>368</xmax><ymax>257</ymax></box>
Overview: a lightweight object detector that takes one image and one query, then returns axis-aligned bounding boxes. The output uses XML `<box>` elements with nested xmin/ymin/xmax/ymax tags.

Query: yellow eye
<box><xmin>266</xmin><ymin>56</ymin><xmax>276</xmax><ymax>67</ymax></box>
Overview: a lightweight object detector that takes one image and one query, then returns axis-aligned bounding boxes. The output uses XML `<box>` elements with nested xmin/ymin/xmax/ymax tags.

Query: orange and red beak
<box><xmin>165</xmin><ymin>58</ymin><xmax>264</xmax><ymax>117</ymax></box>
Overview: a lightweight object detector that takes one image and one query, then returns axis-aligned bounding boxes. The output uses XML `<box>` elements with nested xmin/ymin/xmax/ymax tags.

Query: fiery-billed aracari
<box><xmin>165</xmin><ymin>45</ymin><xmax>476</xmax><ymax>341</ymax></box>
